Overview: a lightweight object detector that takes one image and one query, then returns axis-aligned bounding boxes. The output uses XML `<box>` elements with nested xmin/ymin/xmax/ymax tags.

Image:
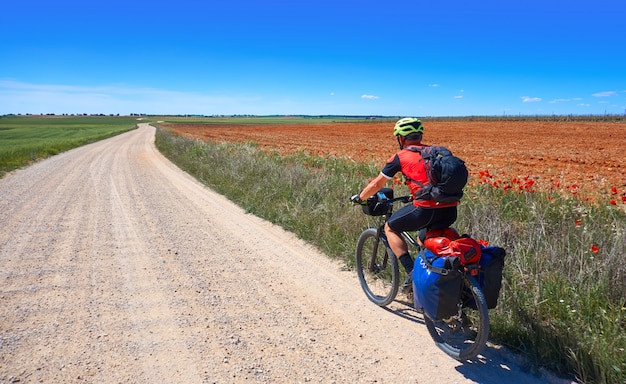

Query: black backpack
<box><xmin>406</xmin><ymin>146</ymin><xmax>468</xmax><ymax>204</ymax></box>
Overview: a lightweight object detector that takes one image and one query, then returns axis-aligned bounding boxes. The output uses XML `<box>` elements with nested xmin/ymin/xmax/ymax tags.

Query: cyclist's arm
<box><xmin>358</xmin><ymin>154</ymin><xmax>401</xmax><ymax>201</ymax></box>
<box><xmin>359</xmin><ymin>173</ymin><xmax>391</xmax><ymax>201</ymax></box>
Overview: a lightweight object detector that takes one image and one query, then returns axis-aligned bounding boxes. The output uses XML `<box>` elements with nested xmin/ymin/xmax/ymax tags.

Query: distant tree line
<box><xmin>423</xmin><ymin>114</ymin><xmax>625</xmax><ymax>122</ymax></box>
<box><xmin>3</xmin><ymin>113</ymin><xmax>625</xmax><ymax>122</ymax></box>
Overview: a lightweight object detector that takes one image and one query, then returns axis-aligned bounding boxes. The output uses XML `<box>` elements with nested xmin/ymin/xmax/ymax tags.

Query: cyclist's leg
<box><xmin>387</xmin><ymin>205</ymin><xmax>443</xmax><ymax>241</ymax></box>
<box><xmin>385</xmin><ymin>204</ymin><xmax>427</xmax><ymax>261</ymax></box>
<box><xmin>387</xmin><ymin>205</ymin><xmax>458</xmax><ymax>256</ymax></box>
<box><xmin>386</xmin><ymin>205</ymin><xmax>436</xmax><ymax>293</ymax></box>
<box><xmin>391</xmin><ymin>206</ymin><xmax>460</xmax><ymax>296</ymax></box>
<box><xmin>384</xmin><ymin>221</ymin><xmax>412</xmax><ymax>291</ymax></box>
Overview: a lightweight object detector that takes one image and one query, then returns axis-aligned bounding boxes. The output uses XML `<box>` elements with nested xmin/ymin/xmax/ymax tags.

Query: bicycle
<box><xmin>353</xmin><ymin>187</ymin><xmax>490</xmax><ymax>361</ymax></box>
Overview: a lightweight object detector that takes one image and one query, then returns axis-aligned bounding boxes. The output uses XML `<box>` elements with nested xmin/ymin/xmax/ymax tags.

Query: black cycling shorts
<box><xmin>387</xmin><ymin>204</ymin><xmax>457</xmax><ymax>234</ymax></box>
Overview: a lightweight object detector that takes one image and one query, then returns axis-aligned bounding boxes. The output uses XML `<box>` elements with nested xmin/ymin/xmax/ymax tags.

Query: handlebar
<box><xmin>353</xmin><ymin>192</ymin><xmax>413</xmax><ymax>217</ymax></box>
<box><xmin>374</xmin><ymin>192</ymin><xmax>412</xmax><ymax>205</ymax></box>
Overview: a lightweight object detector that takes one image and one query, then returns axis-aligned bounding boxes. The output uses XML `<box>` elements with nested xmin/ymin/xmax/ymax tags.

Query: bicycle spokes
<box><xmin>423</xmin><ymin>275</ymin><xmax>489</xmax><ymax>361</ymax></box>
<box><xmin>356</xmin><ymin>228</ymin><xmax>400</xmax><ymax>306</ymax></box>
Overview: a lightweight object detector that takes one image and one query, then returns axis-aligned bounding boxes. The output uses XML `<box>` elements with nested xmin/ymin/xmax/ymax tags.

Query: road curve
<box><xmin>0</xmin><ymin>124</ymin><xmax>562</xmax><ymax>383</ymax></box>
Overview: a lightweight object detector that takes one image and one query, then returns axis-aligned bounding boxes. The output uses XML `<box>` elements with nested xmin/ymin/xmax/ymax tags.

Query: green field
<box><xmin>0</xmin><ymin>115</ymin><xmax>138</xmax><ymax>177</ymax></box>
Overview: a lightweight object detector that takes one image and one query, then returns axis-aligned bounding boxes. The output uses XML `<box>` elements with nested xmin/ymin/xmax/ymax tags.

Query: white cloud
<box><xmin>0</xmin><ymin>79</ymin><xmax>259</xmax><ymax>115</ymax></box>
<box><xmin>592</xmin><ymin>91</ymin><xmax>617</xmax><ymax>97</ymax></box>
<box><xmin>521</xmin><ymin>96</ymin><xmax>542</xmax><ymax>103</ymax></box>
<box><xmin>361</xmin><ymin>94</ymin><xmax>379</xmax><ymax>99</ymax></box>
<box><xmin>549</xmin><ymin>97</ymin><xmax>582</xmax><ymax>104</ymax></box>
<box><xmin>454</xmin><ymin>95</ymin><xmax>463</xmax><ymax>99</ymax></box>
<box><xmin>429</xmin><ymin>84</ymin><xmax>440</xmax><ymax>87</ymax></box>
<box><xmin>578</xmin><ymin>103</ymin><xmax>591</xmax><ymax>107</ymax></box>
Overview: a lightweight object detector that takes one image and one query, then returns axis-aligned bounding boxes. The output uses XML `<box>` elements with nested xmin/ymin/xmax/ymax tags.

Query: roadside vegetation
<box><xmin>155</xmin><ymin>125</ymin><xmax>625</xmax><ymax>384</ymax></box>
<box><xmin>0</xmin><ymin>115</ymin><xmax>137</xmax><ymax>177</ymax></box>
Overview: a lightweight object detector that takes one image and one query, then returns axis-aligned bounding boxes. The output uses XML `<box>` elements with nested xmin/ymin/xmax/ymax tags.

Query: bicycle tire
<box><xmin>355</xmin><ymin>228</ymin><xmax>400</xmax><ymax>306</ymax></box>
<box><xmin>423</xmin><ymin>275</ymin><xmax>489</xmax><ymax>360</ymax></box>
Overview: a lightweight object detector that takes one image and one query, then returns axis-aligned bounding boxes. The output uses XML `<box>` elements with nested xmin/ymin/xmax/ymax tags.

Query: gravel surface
<box><xmin>0</xmin><ymin>124</ymin><xmax>568</xmax><ymax>383</ymax></box>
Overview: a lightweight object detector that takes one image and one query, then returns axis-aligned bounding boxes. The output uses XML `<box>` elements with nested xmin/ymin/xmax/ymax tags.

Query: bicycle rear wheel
<box><xmin>424</xmin><ymin>275</ymin><xmax>489</xmax><ymax>360</ymax></box>
<box><xmin>355</xmin><ymin>228</ymin><xmax>400</xmax><ymax>306</ymax></box>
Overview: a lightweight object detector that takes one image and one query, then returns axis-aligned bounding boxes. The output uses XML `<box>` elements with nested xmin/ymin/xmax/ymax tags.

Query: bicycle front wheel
<box><xmin>355</xmin><ymin>228</ymin><xmax>400</xmax><ymax>306</ymax></box>
<box><xmin>424</xmin><ymin>275</ymin><xmax>489</xmax><ymax>361</ymax></box>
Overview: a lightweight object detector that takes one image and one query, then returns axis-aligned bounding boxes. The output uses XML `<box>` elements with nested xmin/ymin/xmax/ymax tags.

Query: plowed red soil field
<box><xmin>162</xmin><ymin>120</ymin><xmax>626</xmax><ymax>196</ymax></box>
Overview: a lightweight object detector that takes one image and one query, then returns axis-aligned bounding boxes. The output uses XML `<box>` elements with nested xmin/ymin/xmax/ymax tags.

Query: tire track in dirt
<box><xmin>0</xmin><ymin>124</ymin><xmax>567</xmax><ymax>383</ymax></box>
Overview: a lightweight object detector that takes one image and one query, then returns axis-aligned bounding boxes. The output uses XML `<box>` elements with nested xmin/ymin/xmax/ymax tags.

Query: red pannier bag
<box><xmin>423</xmin><ymin>229</ymin><xmax>482</xmax><ymax>266</ymax></box>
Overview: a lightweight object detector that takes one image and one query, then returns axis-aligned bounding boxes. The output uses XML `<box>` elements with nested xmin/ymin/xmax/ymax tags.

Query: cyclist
<box><xmin>350</xmin><ymin>117</ymin><xmax>459</xmax><ymax>293</ymax></box>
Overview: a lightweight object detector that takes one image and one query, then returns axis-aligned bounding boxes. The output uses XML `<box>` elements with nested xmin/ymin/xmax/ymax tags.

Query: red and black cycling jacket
<box><xmin>381</xmin><ymin>145</ymin><xmax>458</xmax><ymax>208</ymax></box>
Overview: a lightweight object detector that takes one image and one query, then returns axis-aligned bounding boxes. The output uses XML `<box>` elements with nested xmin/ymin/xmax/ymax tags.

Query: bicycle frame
<box><xmin>375</xmin><ymin>224</ymin><xmax>422</xmax><ymax>261</ymax></box>
<box><xmin>372</xmin><ymin>195</ymin><xmax>422</xmax><ymax>260</ymax></box>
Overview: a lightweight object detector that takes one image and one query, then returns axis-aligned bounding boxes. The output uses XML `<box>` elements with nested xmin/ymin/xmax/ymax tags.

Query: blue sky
<box><xmin>2</xmin><ymin>0</ymin><xmax>625</xmax><ymax>116</ymax></box>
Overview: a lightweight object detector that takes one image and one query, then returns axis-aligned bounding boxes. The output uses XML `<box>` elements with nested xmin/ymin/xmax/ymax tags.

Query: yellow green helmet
<box><xmin>393</xmin><ymin>117</ymin><xmax>424</xmax><ymax>137</ymax></box>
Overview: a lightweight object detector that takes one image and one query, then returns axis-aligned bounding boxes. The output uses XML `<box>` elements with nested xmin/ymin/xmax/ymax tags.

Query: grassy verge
<box><xmin>155</xmin><ymin>127</ymin><xmax>625</xmax><ymax>384</ymax></box>
<box><xmin>0</xmin><ymin>115</ymin><xmax>138</xmax><ymax>177</ymax></box>
<box><xmin>460</xmin><ymin>176</ymin><xmax>626</xmax><ymax>383</ymax></box>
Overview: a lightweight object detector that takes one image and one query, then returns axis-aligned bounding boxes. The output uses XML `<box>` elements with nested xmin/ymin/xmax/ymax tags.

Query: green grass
<box><xmin>0</xmin><ymin>115</ymin><xmax>138</xmax><ymax>177</ymax></box>
<box><xmin>459</xmin><ymin>178</ymin><xmax>626</xmax><ymax>383</ymax></box>
<box><xmin>155</xmin><ymin>126</ymin><xmax>626</xmax><ymax>384</ymax></box>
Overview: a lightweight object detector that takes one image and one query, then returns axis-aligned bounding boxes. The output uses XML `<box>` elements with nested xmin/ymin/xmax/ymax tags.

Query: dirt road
<box><xmin>1</xmin><ymin>124</ymin><xmax>564</xmax><ymax>383</ymax></box>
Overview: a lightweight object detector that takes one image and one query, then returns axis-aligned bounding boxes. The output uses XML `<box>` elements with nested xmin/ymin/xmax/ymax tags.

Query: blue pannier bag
<box><xmin>477</xmin><ymin>246</ymin><xmax>506</xmax><ymax>309</ymax></box>
<box><xmin>463</xmin><ymin>245</ymin><xmax>506</xmax><ymax>309</ymax></box>
<box><xmin>412</xmin><ymin>249</ymin><xmax>463</xmax><ymax>320</ymax></box>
